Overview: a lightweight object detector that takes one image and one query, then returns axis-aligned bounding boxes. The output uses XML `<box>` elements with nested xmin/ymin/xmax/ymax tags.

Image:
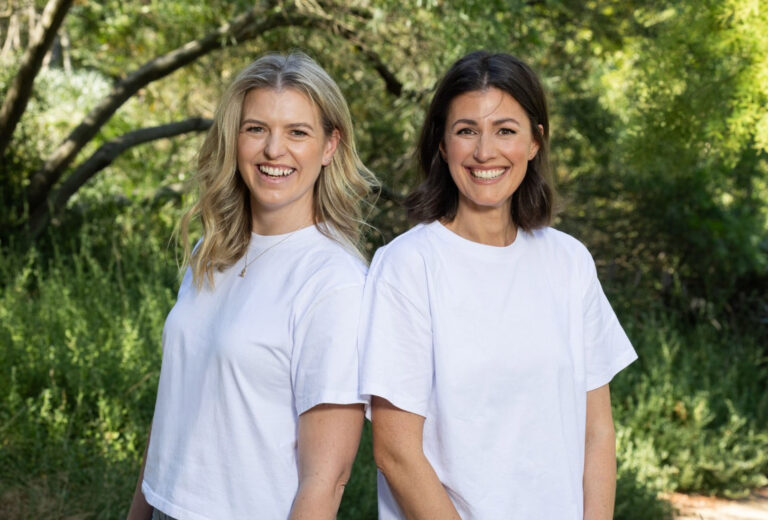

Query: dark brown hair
<box><xmin>406</xmin><ymin>51</ymin><xmax>556</xmax><ymax>231</ymax></box>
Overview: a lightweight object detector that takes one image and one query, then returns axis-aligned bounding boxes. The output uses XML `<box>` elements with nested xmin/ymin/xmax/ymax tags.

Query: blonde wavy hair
<box><xmin>179</xmin><ymin>52</ymin><xmax>378</xmax><ymax>288</ymax></box>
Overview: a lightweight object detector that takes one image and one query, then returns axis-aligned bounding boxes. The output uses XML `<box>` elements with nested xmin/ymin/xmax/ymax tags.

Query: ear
<box><xmin>439</xmin><ymin>140</ymin><xmax>447</xmax><ymax>160</ymax></box>
<box><xmin>528</xmin><ymin>124</ymin><xmax>544</xmax><ymax>160</ymax></box>
<box><xmin>322</xmin><ymin>129</ymin><xmax>341</xmax><ymax>166</ymax></box>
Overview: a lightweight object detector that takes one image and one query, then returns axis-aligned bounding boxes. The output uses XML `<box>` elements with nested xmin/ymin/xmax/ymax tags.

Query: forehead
<box><xmin>240</xmin><ymin>87</ymin><xmax>320</xmax><ymax>122</ymax></box>
<box><xmin>446</xmin><ymin>87</ymin><xmax>528</xmax><ymax>122</ymax></box>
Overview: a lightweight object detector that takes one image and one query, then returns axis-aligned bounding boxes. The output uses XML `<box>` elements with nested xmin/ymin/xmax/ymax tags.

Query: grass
<box><xmin>0</xmin><ymin>215</ymin><xmax>765</xmax><ymax>519</ymax></box>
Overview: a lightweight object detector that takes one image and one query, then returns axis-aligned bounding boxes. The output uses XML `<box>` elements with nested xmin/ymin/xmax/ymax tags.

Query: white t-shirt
<box><xmin>142</xmin><ymin>224</ymin><xmax>366</xmax><ymax>520</ymax></box>
<box><xmin>359</xmin><ymin>221</ymin><xmax>637</xmax><ymax>520</ymax></box>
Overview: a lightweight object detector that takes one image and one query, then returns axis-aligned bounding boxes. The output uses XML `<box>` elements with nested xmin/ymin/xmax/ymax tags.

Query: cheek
<box><xmin>236</xmin><ymin>135</ymin><xmax>254</xmax><ymax>162</ymax></box>
<box><xmin>443</xmin><ymin>138</ymin><xmax>469</xmax><ymax>164</ymax></box>
<box><xmin>303</xmin><ymin>143</ymin><xmax>328</xmax><ymax>167</ymax></box>
<box><xmin>507</xmin><ymin>142</ymin><xmax>532</xmax><ymax>163</ymax></box>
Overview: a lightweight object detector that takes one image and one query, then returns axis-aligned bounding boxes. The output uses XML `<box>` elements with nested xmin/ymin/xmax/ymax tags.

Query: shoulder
<box><xmin>368</xmin><ymin>223</ymin><xmax>435</xmax><ymax>281</ymax></box>
<box><xmin>294</xmin><ymin>226</ymin><xmax>367</xmax><ymax>292</ymax></box>
<box><xmin>527</xmin><ymin>227</ymin><xmax>594</xmax><ymax>265</ymax></box>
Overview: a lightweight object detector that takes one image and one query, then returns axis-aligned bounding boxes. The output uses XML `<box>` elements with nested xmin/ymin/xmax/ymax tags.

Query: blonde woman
<box><xmin>127</xmin><ymin>52</ymin><xmax>377</xmax><ymax>520</ymax></box>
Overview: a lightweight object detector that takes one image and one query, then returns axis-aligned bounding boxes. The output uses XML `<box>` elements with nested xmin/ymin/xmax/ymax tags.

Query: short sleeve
<box><xmin>291</xmin><ymin>284</ymin><xmax>366</xmax><ymax>415</ymax></box>
<box><xmin>358</xmin><ymin>248</ymin><xmax>434</xmax><ymax>417</ymax></box>
<box><xmin>582</xmin><ymin>256</ymin><xmax>638</xmax><ymax>390</ymax></box>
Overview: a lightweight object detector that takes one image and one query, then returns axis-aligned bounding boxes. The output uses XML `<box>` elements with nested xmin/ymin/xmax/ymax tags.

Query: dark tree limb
<box><xmin>28</xmin><ymin>117</ymin><xmax>212</xmax><ymax>237</ymax></box>
<box><xmin>26</xmin><ymin>1</ymin><xmax>287</xmax><ymax>211</ymax></box>
<box><xmin>270</xmin><ymin>7</ymin><xmax>408</xmax><ymax>99</ymax></box>
<box><xmin>0</xmin><ymin>0</ymin><xmax>73</xmax><ymax>157</ymax></box>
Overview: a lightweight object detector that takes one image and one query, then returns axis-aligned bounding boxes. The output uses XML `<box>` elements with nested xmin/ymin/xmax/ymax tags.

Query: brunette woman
<box><xmin>360</xmin><ymin>51</ymin><xmax>636</xmax><ymax>520</ymax></box>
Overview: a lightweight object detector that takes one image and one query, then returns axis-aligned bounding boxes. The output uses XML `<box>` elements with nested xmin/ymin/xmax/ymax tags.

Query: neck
<box><xmin>250</xmin><ymin>198</ymin><xmax>314</xmax><ymax>235</ymax></box>
<box><xmin>443</xmin><ymin>200</ymin><xmax>517</xmax><ymax>247</ymax></box>
<box><xmin>252</xmin><ymin>214</ymin><xmax>314</xmax><ymax>235</ymax></box>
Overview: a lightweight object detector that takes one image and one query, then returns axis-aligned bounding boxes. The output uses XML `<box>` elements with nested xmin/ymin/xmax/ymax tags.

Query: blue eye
<box><xmin>290</xmin><ymin>129</ymin><xmax>308</xmax><ymax>137</ymax></box>
<box><xmin>244</xmin><ymin>125</ymin><xmax>264</xmax><ymax>133</ymax></box>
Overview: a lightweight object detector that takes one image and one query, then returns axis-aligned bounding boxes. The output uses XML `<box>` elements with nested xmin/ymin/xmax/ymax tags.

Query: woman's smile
<box><xmin>466</xmin><ymin>166</ymin><xmax>508</xmax><ymax>181</ymax></box>
<box><xmin>441</xmin><ymin>87</ymin><xmax>539</xmax><ymax>212</ymax></box>
<box><xmin>258</xmin><ymin>163</ymin><xmax>296</xmax><ymax>177</ymax></box>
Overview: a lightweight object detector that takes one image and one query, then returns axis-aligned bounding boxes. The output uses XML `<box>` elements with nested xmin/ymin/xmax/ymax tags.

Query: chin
<box><xmin>469</xmin><ymin>198</ymin><xmax>510</xmax><ymax>209</ymax></box>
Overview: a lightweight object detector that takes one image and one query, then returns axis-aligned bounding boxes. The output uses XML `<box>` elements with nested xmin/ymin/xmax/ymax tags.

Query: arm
<box><xmin>583</xmin><ymin>384</ymin><xmax>616</xmax><ymax>520</ymax></box>
<box><xmin>289</xmin><ymin>403</ymin><xmax>364</xmax><ymax>520</ymax></box>
<box><xmin>126</xmin><ymin>423</ymin><xmax>153</xmax><ymax>520</ymax></box>
<box><xmin>372</xmin><ymin>397</ymin><xmax>461</xmax><ymax>520</ymax></box>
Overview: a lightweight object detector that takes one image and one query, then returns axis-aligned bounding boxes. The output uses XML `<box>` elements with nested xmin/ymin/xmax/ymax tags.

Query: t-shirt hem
<box><xmin>586</xmin><ymin>349</ymin><xmax>638</xmax><ymax>391</ymax></box>
<box><xmin>142</xmin><ymin>480</ymin><xmax>213</xmax><ymax>520</ymax></box>
<box><xmin>360</xmin><ymin>386</ymin><xmax>428</xmax><ymax>420</ymax></box>
<box><xmin>295</xmin><ymin>391</ymin><xmax>367</xmax><ymax>416</ymax></box>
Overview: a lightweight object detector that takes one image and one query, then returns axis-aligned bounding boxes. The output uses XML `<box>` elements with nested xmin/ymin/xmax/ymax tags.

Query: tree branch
<box><xmin>28</xmin><ymin>117</ymin><xmax>212</xmax><ymax>237</ymax></box>
<box><xmin>0</xmin><ymin>0</ymin><xmax>73</xmax><ymax>157</ymax></box>
<box><xmin>1</xmin><ymin>9</ymin><xmax>21</xmax><ymax>58</ymax></box>
<box><xmin>26</xmin><ymin>1</ymin><xmax>286</xmax><ymax>212</ymax></box>
<box><xmin>266</xmin><ymin>5</ymin><xmax>408</xmax><ymax>99</ymax></box>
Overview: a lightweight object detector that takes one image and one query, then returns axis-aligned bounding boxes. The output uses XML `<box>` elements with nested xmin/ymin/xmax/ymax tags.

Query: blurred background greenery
<box><xmin>1</xmin><ymin>0</ymin><xmax>766</xmax><ymax>518</ymax></box>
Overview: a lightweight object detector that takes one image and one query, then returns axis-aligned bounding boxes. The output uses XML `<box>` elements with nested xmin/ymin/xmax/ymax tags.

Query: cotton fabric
<box><xmin>142</xmin><ymin>225</ymin><xmax>366</xmax><ymax>520</ymax></box>
<box><xmin>359</xmin><ymin>221</ymin><xmax>637</xmax><ymax>519</ymax></box>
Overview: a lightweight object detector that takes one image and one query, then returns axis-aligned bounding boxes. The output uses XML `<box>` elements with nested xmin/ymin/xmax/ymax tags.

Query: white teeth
<box><xmin>470</xmin><ymin>168</ymin><xmax>505</xmax><ymax>179</ymax></box>
<box><xmin>258</xmin><ymin>165</ymin><xmax>295</xmax><ymax>176</ymax></box>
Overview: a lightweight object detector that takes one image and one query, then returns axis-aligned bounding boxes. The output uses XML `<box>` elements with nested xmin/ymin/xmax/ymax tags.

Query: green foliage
<box><xmin>340</xmin><ymin>424</ymin><xmax>378</xmax><ymax>519</ymax></box>
<box><xmin>572</xmin><ymin>0</ymin><xmax>768</xmax><ymax>305</ymax></box>
<box><xmin>615</xmin><ymin>467</ymin><xmax>674</xmax><ymax>520</ymax></box>
<box><xmin>65</xmin><ymin>0</ymin><xmax>247</xmax><ymax>74</ymax></box>
<box><xmin>612</xmin><ymin>314</ymin><xmax>768</xmax><ymax>498</ymax></box>
<box><xmin>0</xmin><ymin>208</ymin><xmax>179</xmax><ymax>518</ymax></box>
<box><xmin>1</xmin><ymin>0</ymin><xmax>767</xmax><ymax>517</ymax></box>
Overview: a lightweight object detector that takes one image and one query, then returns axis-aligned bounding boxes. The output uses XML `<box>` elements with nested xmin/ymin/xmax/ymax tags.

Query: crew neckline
<box><xmin>249</xmin><ymin>223</ymin><xmax>318</xmax><ymax>247</ymax></box>
<box><xmin>428</xmin><ymin>220</ymin><xmax>527</xmax><ymax>260</ymax></box>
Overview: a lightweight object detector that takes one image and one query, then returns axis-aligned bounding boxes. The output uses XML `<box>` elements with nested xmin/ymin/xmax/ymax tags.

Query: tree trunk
<box><xmin>0</xmin><ymin>0</ymin><xmax>74</xmax><ymax>157</ymax></box>
<box><xmin>1</xmin><ymin>8</ymin><xmax>21</xmax><ymax>59</ymax></box>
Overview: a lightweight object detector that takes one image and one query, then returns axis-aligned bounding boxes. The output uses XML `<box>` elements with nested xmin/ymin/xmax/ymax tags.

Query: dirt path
<box><xmin>667</xmin><ymin>487</ymin><xmax>768</xmax><ymax>519</ymax></box>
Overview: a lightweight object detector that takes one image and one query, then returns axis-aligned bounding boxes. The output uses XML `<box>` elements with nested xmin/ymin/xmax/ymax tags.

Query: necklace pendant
<box><xmin>238</xmin><ymin>230</ymin><xmax>296</xmax><ymax>280</ymax></box>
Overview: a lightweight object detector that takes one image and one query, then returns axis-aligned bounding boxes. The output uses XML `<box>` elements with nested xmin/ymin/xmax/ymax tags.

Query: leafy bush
<box><xmin>615</xmin><ymin>466</ymin><xmax>673</xmax><ymax>520</ymax></box>
<box><xmin>612</xmin><ymin>314</ymin><xmax>768</xmax><ymax>498</ymax></box>
<box><xmin>0</xmin><ymin>210</ymin><xmax>178</xmax><ymax>518</ymax></box>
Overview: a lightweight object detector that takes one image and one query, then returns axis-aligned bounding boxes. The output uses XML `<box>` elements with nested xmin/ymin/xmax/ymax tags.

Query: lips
<box><xmin>258</xmin><ymin>164</ymin><xmax>295</xmax><ymax>177</ymax></box>
<box><xmin>468</xmin><ymin>167</ymin><xmax>506</xmax><ymax>179</ymax></box>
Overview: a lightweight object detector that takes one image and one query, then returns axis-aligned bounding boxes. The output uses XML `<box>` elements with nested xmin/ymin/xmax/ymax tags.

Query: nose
<box><xmin>264</xmin><ymin>132</ymin><xmax>286</xmax><ymax>159</ymax></box>
<box><xmin>473</xmin><ymin>133</ymin><xmax>495</xmax><ymax>162</ymax></box>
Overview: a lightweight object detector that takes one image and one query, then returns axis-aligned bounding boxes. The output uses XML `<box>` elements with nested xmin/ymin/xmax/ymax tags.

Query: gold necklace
<box><xmin>238</xmin><ymin>232</ymin><xmax>296</xmax><ymax>278</ymax></box>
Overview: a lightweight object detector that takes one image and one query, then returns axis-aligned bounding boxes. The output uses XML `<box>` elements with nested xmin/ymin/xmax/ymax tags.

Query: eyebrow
<box><xmin>493</xmin><ymin>117</ymin><xmax>521</xmax><ymax>126</ymax></box>
<box><xmin>287</xmin><ymin>122</ymin><xmax>314</xmax><ymax>130</ymax></box>
<box><xmin>450</xmin><ymin>117</ymin><xmax>521</xmax><ymax>129</ymax></box>
<box><xmin>239</xmin><ymin>119</ymin><xmax>315</xmax><ymax>130</ymax></box>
